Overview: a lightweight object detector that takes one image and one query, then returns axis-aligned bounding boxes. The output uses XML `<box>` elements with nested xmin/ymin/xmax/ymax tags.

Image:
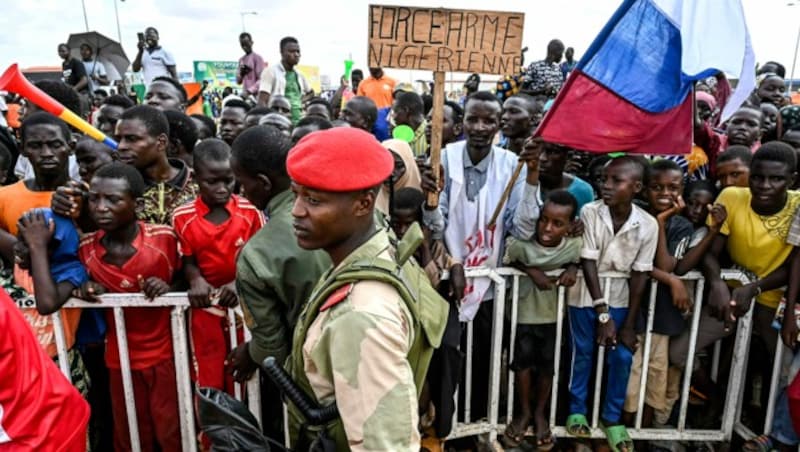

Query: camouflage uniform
<box><xmin>288</xmin><ymin>229</ymin><xmax>428</xmax><ymax>451</ymax></box>
<box><xmin>284</xmin><ymin>127</ymin><xmax>447</xmax><ymax>451</ymax></box>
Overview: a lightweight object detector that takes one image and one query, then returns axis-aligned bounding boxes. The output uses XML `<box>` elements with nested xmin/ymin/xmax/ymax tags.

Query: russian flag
<box><xmin>537</xmin><ymin>0</ymin><xmax>755</xmax><ymax>155</ymax></box>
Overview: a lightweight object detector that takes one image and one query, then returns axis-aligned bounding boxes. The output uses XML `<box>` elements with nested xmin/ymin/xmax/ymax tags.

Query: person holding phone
<box><xmin>236</xmin><ymin>32</ymin><xmax>265</xmax><ymax>100</ymax></box>
<box><xmin>132</xmin><ymin>27</ymin><xmax>177</xmax><ymax>85</ymax></box>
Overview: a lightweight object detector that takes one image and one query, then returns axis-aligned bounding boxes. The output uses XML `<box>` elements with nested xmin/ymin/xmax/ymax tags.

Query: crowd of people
<box><xmin>1</xmin><ymin>25</ymin><xmax>800</xmax><ymax>452</ymax></box>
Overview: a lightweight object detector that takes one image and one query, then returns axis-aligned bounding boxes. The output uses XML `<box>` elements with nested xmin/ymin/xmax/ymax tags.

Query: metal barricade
<box><xmin>34</xmin><ymin>266</ymin><xmax>790</xmax><ymax>450</ymax></box>
<box><xmin>446</xmin><ymin>267</ymin><xmax>755</xmax><ymax>446</ymax></box>
<box><xmin>50</xmin><ymin>294</ymin><xmax>258</xmax><ymax>452</ymax></box>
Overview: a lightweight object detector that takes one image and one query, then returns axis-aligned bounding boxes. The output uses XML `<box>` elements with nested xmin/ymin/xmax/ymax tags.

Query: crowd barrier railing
<box><xmin>37</xmin><ymin>267</ymin><xmax>781</xmax><ymax>450</ymax></box>
<box><xmin>55</xmin><ymin>295</ymin><xmax>260</xmax><ymax>452</ymax></box>
<box><xmin>446</xmin><ymin>267</ymin><xmax>757</xmax><ymax>447</ymax></box>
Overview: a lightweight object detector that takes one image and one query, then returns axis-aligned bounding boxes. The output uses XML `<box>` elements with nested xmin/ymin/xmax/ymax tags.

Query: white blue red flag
<box><xmin>537</xmin><ymin>0</ymin><xmax>755</xmax><ymax>154</ymax></box>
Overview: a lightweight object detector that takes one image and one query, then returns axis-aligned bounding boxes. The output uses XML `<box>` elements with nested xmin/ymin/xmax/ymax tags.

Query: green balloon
<box><xmin>344</xmin><ymin>60</ymin><xmax>354</xmax><ymax>80</ymax></box>
<box><xmin>392</xmin><ymin>125</ymin><xmax>415</xmax><ymax>143</ymax></box>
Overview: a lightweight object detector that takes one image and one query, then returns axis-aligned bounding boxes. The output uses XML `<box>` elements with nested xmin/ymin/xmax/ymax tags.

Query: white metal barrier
<box><xmin>52</xmin><ymin>294</ymin><xmax>259</xmax><ymax>452</ymax></box>
<box><xmin>33</xmin><ymin>266</ymin><xmax>792</xmax><ymax>450</ymax></box>
<box><xmin>445</xmin><ymin>267</ymin><xmax>758</xmax><ymax>447</ymax></box>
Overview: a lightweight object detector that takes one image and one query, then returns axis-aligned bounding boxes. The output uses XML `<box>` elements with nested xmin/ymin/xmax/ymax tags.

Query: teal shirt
<box><xmin>237</xmin><ymin>189</ymin><xmax>331</xmax><ymax>364</ymax></box>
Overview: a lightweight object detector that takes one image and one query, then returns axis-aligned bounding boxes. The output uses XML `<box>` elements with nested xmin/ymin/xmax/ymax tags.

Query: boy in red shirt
<box><xmin>75</xmin><ymin>162</ymin><xmax>181</xmax><ymax>452</ymax></box>
<box><xmin>172</xmin><ymin>139</ymin><xmax>265</xmax><ymax>392</ymax></box>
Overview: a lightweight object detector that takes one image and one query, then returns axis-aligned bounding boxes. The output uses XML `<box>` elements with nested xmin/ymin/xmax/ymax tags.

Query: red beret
<box><xmin>287</xmin><ymin>128</ymin><xmax>394</xmax><ymax>192</ymax></box>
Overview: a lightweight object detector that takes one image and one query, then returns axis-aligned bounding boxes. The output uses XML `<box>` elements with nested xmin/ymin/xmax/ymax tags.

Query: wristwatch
<box><xmin>595</xmin><ymin>302</ymin><xmax>610</xmax><ymax>324</ymax></box>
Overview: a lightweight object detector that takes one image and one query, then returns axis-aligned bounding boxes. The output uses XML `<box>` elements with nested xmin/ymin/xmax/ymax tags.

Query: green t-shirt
<box><xmin>503</xmin><ymin>236</ymin><xmax>582</xmax><ymax>324</ymax></box>
<box><xmin>284</xmin><ymin>70</ymin><xmax>302</xmax><ymax>125</ymax></box>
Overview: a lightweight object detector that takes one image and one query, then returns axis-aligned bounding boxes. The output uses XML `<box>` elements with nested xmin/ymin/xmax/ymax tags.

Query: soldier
<box><xmin>285</xmin><ymin>127</ymin><xmax>448</xmax><ymax>451</ymax></box>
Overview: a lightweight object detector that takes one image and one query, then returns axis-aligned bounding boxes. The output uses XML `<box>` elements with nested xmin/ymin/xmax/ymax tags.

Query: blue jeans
<box><xmin>771</xmin><ymin>349</ymin><xmax>800</xmax><ymax>445</ymax></box>
<box><xmin>568</xmin><ymin>306</ymin><xmax>634</xmax><ymax>424</ymax></box>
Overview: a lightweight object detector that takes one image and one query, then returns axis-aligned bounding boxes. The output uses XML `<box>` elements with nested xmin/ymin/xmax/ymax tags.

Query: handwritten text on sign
<box><xmin>368</xmin><ymin>5</ymin><xmax>525</xmax><ymax>75</ymax></box>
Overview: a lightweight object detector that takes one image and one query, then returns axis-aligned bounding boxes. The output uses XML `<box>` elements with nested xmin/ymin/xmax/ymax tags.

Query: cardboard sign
<box><xmin>368</xmin><ymin>5</ymin><xmax>525</xmax><ymax>75</ymax></box>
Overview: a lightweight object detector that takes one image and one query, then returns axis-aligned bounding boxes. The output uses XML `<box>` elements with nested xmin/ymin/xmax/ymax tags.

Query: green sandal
<box><xmin>565</xmin><ymin>413</ymin><xmax>591</xmax><ymax>438</ymax></box>
<box><xmin>601</xmin><ymin>422</ymin><xmax>634</xmax><ymax>452</ymax></box>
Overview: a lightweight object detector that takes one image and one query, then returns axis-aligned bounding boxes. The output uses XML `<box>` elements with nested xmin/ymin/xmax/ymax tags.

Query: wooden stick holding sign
<box><xmin>367</xmin><ymin>5</ymin><xmax>524</xmax><ymax>207</ymax></box>
<box><xmin>427</xmin><ymin>71</ymin><xmax>445</xmax><ymax>207</ymax></box>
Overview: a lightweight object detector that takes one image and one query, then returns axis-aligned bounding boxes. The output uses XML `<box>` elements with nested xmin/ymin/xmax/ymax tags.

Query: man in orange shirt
<box><xmin>357</xmin><ymin>67</ymin><xmax>396</xmax><ymax>109</ymax></box>
<box><xmin>0</xmin><ymin>113</ymin><xmax>71</xmax><ymax>266</ymax></box>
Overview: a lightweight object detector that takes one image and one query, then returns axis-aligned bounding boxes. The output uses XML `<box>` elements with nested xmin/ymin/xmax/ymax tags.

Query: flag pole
<box><xmin>487</xmin><ymin>160</ymin><xmax>524</xmax><ymax>229</ymax></box>
<box><xmin>80</xmin><ymin>0</ymin><xmax>89</xmax><ymax>31</ymax></box>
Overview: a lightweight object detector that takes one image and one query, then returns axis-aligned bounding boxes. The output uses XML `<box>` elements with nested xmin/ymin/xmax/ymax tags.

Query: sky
<box><xmin>1</xmin><ymin>0</ymin><xmax>799</xmax><ymax>90</ymax></box>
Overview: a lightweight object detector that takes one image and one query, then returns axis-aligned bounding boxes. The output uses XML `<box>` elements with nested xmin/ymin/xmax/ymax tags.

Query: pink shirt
<box><xmin>237</xmin><ymin>52</ymin><xmax>266</xmax><ymax>95</ymax></box>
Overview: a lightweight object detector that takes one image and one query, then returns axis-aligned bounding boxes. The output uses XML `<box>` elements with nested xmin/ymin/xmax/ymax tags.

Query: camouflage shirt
<box><xmin>139</xmin><ymin>159</ymin><xmax>198</xmax><ymax>225</ymax></box>
<box><xmin>301</xmin><ymin>231</ymin><xmax>420</xmax><ymax>451</ymax></box>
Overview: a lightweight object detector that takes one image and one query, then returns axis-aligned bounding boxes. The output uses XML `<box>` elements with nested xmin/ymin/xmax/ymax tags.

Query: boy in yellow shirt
<box><xmin>670</xmin><ymin>142</ymin><xmax>800</xmax><ymax>451</ymax></box>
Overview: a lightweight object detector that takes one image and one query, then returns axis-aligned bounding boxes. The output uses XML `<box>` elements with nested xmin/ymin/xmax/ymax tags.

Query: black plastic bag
<box><xmin>196</xmin><ymin>387</ymin><xmax>270</xmax><ymax>452</ymax></box>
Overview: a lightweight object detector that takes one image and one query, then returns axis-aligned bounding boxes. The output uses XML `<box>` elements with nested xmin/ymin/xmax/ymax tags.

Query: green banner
<box><xmin>193</xmin><ymin>61</ymin><xmax>241</xmax><ymax>88</ymax></box>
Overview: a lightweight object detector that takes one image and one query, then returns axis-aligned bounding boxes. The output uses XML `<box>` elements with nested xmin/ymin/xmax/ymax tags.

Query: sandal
<box><xmin>742</xmin><ymin>434</ymin><xmax>775</xmax><ymax>452</ymax></box>
<box><xmin>601</xmin><ymin>422</ymin><xmax>634</xmax><ymax>452</ymax></box>
<box><xmin>689</xmin><ymin>386</ymin><xmax>709</xmax><ymax>405</ymax></box>
<box><xmin>535</xmin><ymin>429</ymin><xmax>555</xmax><ymax>451</ymax></box>
<box><xmin>566</xmin><ymin>413</ymin><xmax>591</xmax><ymax>438</ymax></box>
<box><xmin>501</xmin><ymin>421</ymin><xmax>526</xmax><ymax>448</ymax></box>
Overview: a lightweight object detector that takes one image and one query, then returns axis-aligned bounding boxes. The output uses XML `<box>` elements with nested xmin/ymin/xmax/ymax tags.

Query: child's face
<box><xmin>726</xmin><ymin>109</ymin><xmax>762</xmax><ymax>146</ymax></box>
<box><xmin>539</xmin><ymin>145</ymin><xmax>569</xmax><ymax>185</ymax></box>
<box><xmin>716</xmin><ymin>158</ymin><xmax>750</xmax><ymax>189</ymax></box>
<box><xmin>386</xmin><ymin>149</ymin><xmax>407</xmax><ymax>185</ymax></box>
<box><xmin>760</xmin><ymin>103</ymin><xmax>779</xmax><ymax>134</ymax></box>
<box><xmin>589</xmin><ymin>162</ymin><xmax>605</xmax><ymax>195</ymax></box>
<box><xmin>757</xmin><ymin>77</ymin><xmax>786</xmax><ymax>106</ymax></box>
<box><xmin>23</xmin><ymin>124</ymin><xmax>71</xmax><ymax>180</ymax></box>
<box><xmin>696</xmin><ymin>100</ymin><xmax>713</xmax><ymax>121</ymax></box>
<box><xmin>76</xmin><ymin>142</ymin><xmax>114</xmax><ymax>183</ymax></box>
<box><xmin>195</xmin><ymin>159</ymin><xmax>235</xmax><ymax>208</ymax></box>
<box><xmin>750</xmin><ymin>159</ymin><xmax>794</xmax><ymax>214</ymax></box>
<box><xmin>600</xmin><ymin>161</ymin><xmax>642</xmax><ymax>208</ymax></box>
<box><xmin>536</xmin><ymin>202</ymin><xmax>573</xmax><ymax>247</ymax></box>
<box><xmin>647</xmin><ymin>169</ymin><xmax>684</xmax><ymax>213</ymax></box>
<box><xmin>390</xmin><ymin>207</ymin><xmax>418</xmax><ymax>240</ymax></box>
<box><xmin>219</xmin><ymin>107</ymin><xmax>247</xmax><ymax>145</ymax></box>
<box><xmin>87</xmin><ymin>177</ymin><xmax>138</xmax><ymax>231</ymax></box>
<box><xmin>685</xmin><ymin>189</ymin><xmax>714</xmax><ymax>226</ymax></box>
